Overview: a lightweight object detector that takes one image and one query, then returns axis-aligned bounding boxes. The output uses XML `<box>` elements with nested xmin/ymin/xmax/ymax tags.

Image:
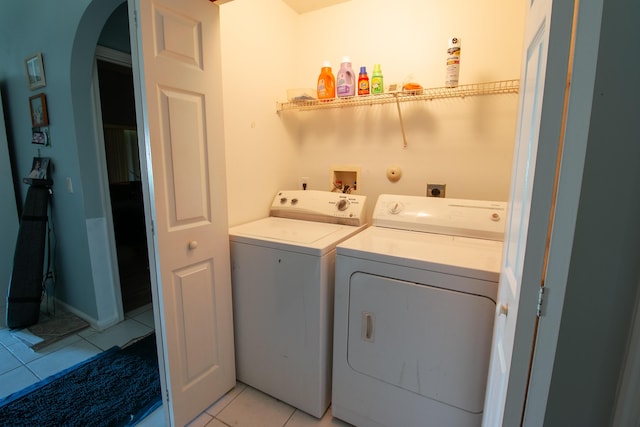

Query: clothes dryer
<box><xmin>332</xmin><ymin>194</ymin><xmax>506</xmax><ymax>427</ymax></box>
<box><xmin>229</xmin><ymin>190</ymin><xmax>367</xmax><ymax>418</ymax></box>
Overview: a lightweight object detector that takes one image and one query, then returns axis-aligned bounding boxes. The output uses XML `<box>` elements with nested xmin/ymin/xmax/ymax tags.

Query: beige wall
<box><xmin>221</xmin><ymin>0</ymin><xmax>526</xmax><ymax>225</ymax></box>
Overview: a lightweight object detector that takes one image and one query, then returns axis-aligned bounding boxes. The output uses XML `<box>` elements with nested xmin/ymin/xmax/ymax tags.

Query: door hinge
<box><xmin>536</xmin><ymin>287</ymin><xmax>546</xmax><ymax>317</ymax></box>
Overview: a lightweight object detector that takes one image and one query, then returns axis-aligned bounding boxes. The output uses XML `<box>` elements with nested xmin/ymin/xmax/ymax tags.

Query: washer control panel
<box><xmin>271</xmin><ymin>190</ymin><xmax>367</xmax><ymax>226</ymax></box>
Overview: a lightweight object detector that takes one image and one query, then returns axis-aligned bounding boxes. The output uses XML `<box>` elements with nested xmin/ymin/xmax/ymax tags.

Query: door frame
<box><xmin>521</xmin><ymin>0</ymin><xmax>640</xmax><ymax>424</ymax></box>
<box><xmin>91</xmin><ymin>45</ymin><xmax>140</xmax><ymax>325</ymax></box>
<box><xmin>120</xmin><ymin>6</ymin><xmax>172</xmax><ymax>417</ymax></box>
<box><xmin>94</xmin><ymin>45</ymin><xmax>153</xmax><ymax>317</ymax></box>
<box><xmin>89</xmin><ymin>46</ymin><xmax>135</xmax><ymax>328</ymax></box>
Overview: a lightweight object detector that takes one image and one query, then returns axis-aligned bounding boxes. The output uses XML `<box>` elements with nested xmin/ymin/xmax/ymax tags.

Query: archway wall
<box><xmin>71</xmin><ymin>0</ymin><xmax>124</xmax><ymax>220</ymax></box>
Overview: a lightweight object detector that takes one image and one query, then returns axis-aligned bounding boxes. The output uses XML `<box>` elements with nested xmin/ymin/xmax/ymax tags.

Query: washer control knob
<box><xmin>337</xmin><ymin>199</ymin><xmax>349</xmax><ymax>211</ymax></box>
<box><xmin>491</xmin><ymin>212</ymin><xmax>501</xmax><ymax>222</ymax></box>
<box><xmin>291</xmin><ymin>198</ymin><xmax>298</xmax><ymax>205</ymax></box>
<box><xmin>280</xmin><ymin>197</ymin><xmax>287</xmax><ymax>204</ymax></box>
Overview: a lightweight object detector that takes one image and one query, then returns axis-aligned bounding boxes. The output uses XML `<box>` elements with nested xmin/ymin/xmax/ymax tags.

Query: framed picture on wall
<box><xmin>27</xmin><ymin>157</ymin><xmax>50</xmax><ymax>180</ymax></box>
<box><xmin>29</xmin><ymin>93</ymin><xmax>49</xmax><ymax>127</ymax></box>
<box><xmin>24</xmin><ymin>52</ymin><xmax>46</xmax><ymax>90</ymax></box>
<box><xmin>31</xmin><ymin>129</ymin><xmax>49</xmax><ymax>146</ymax></box>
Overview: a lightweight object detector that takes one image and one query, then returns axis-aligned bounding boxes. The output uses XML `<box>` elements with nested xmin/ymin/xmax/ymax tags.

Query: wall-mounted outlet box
<box><xmin>332</xmin><ymin>166</ymin><xmax>360</xmax><ymax>193</ymax></box>
<box><xmin>427</xmin><ymin>184</ymin><xmax>446</xmax><ymax>198</ymax></box>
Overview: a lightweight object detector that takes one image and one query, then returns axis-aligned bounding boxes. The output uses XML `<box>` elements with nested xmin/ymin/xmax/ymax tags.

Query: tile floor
<box><xmin>0</xmin><ymin>305</ymin><xmax>155</xmax><ymax>400</ymax></box>
<box><xmin>0</xmin><ymin>305</ymin><xmax>351</xmax><ymax>427</ymax></box>
<box><xmin>139</xmin><ymin>381</ymin><xmax>352</xmax><ymax>427</ymax></box>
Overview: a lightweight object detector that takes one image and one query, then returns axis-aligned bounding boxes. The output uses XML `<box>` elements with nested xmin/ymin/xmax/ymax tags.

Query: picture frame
<box><xmin>25</xmin><ymin>52</ymin><xmax>46</xmax><ymax>90</ymax></box>
<box><xmin>29</xmin><ymin>93</ymin><xmax>49</xmax><ymax>127</ymax></box>
<box><xmin>31</xmin><ymin>129</ymin><xmax>49</xmax><ymax>146</ymax></box>
<box><xmin>27</xmin><ymin>157</ymin><xmax>50</xmax><ymax>180</ymax></box>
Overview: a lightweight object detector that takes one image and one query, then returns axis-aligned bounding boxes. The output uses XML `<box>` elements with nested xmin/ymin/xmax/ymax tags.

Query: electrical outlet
<box><xmin>427</xmin><ymin>184</ymin><xmax>446</xmax><ymax>198</ymax></box>
<box><xmin>300</xmin><ymin>176</ymin><xmax>310</xmax><ymax>190</ymax></box>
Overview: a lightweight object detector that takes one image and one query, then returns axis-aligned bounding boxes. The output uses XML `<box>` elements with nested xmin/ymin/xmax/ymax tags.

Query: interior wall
<box><xmin>543</xmin><ymin>0</ymin><xmax>640</xmax><ymax>423</ymax></box>
<box><xmin>0</xmin><ymin>93</ymin><xmax>19</xmax><ymax>328</ymax></box>
<box><xmin>220</xmin><ymin>0</ymin><xmax>526</xmax><ymax>225</ymax></box>
<box><xmin>0</xmin><ymin>0</ymin><xmax>526</xmax><ymax>323</ymax></box>
<box><xmin>98</xmin><ymin>3</ymin><xmax>131</xmax><ymax>54</ymax></box>
<box><xmin>0</xmin><ymin>1</ymin><xmax>96</xmax><ymax>320</ymax></box>
<box><xmin>219</xmin><ymin>0</ymin><xmax>301</xmax><ymax>226</ymax></box>
<box><xmin>0</xmin><ymin>0</ymin><xmax>124</xmax><ymax>324</ymax></box>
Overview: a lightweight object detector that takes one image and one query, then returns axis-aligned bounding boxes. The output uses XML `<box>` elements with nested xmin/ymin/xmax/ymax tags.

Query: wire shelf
<box><xmin>276</xmin><ymin>79</ymin><xmax>520</xmax><ymax>112</ymax></box>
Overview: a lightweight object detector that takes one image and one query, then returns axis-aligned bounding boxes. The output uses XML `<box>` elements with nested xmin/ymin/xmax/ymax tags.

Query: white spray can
<box><xmin>445</xmin><ymin>37</ymin><xmax>461</xmax><ymax>87</ymax></box>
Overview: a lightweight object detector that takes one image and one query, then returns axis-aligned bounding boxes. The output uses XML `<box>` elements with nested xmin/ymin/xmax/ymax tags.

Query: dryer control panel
<box><xmin>270</xmin><ymin>190</ymin><xmax>367</xmax><ymax>226</ymax></box>
<box><xmin>373</xmin><ymin>194</ymin><xmax>507</xmax><ymax>241</ymax></box>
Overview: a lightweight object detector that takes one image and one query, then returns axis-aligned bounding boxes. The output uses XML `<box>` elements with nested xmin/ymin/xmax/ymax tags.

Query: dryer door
<box><xmin>347</xmin><ymin>272</ymin><xmax>495</xmax><ymax>414</ymax></box>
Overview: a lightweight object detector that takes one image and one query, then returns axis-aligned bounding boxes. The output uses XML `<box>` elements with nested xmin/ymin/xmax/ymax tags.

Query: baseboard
<box><xmin>45</xmin><ymin>298</ymin><xmax>121</xmax><ymax>331</ymax></box>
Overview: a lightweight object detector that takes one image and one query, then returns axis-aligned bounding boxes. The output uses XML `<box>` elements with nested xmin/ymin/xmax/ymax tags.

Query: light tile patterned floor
<box><xmin>1</xmin><ymin>305</ymin><xmax>352</xmax><ymax>427</ymax></box>
<box><xmin>0</xmin><ymin>305</ymin><xmax>152</xmax><ymax>400</ymax></box>
<box><xmin>138</xmin><ymin>381</ymin><xmax>352</xmax><ymax>427</ymax></box>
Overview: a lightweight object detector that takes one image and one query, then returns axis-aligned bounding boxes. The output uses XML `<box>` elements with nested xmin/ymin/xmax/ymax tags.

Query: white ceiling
<box><xmin>281</xmin><ymin>0</ymin><xmax>351</xmax><ymax>14</ymax></box>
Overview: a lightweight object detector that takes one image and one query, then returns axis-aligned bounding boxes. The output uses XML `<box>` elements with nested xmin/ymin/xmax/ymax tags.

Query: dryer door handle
<box><xmin>362</xmin><ymin>311</ymin><xmax>375</xmax><ymax>343</ymax></box>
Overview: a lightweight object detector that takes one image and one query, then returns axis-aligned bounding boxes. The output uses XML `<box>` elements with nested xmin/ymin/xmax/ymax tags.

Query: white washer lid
<box><xmin>230</xmin><ymin>217</ymin><xmax>367</xmax><ymax>256</ymax></box>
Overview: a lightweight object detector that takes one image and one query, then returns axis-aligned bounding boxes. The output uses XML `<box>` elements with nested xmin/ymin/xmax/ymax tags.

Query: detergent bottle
<box><xmin>317</xmin><ymin>61</ymin><xmax>336</xmax><ymax>100</ymax></box>
<box><xmin>357</xmin><ymin>66</ymin><xmax>370</xmax><ymax>95</ymax></box>
<box><xmin>336</xmin><ymin>57</ymin><xmax>355</xmax><ymax>97</ymax></box>
<box><xmin>371</xmin><ymin>64</ymin><xmax>384</xmax><ymax>94</ymax></box>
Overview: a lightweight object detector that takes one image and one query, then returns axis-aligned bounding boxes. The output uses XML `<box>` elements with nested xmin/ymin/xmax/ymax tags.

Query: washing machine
<box><xmin>332</xmin><ymin>194</ymin><xmax>507</xmax><ymax>427</ymax></box>
<box><xmin>229</xmin><ymin>190</ymin><xmax>367</xmax><ymax>418</ymax></box>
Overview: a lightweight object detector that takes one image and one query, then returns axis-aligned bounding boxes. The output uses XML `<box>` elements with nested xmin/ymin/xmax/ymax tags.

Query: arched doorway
<box><xmin>70</xmin><ymin>0</ymin><xmax>151</xmax><ymax>325</ymax></box>
<box><xmin>94</xmin><ymin>37</ymin><xmax>152</xmax><ymax>312</ymax></box>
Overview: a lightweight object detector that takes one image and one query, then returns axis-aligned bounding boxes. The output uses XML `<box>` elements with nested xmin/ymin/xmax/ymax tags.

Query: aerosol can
<box><xmin>445</xmin><ymin>37</ymin><xmax>461</xmax><ymax>87</ymax></box>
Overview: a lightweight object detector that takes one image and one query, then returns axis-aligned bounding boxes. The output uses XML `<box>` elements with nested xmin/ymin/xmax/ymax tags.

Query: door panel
<box><xmin>173</xmin><ymin>261</ymin><xmax>218</xmax><ymax>382</ymax></box>
<box><xmin>348</xmin><ymin>272</ymin><xmax>495</xmax><ymax>414</ymax></box>
<box><xmin>482</xmin><ymin>0</ymin><xmax>575</xmax><ymax>425</ymax></box>
<box><xmin>130</xmin><ymin>0</ymin><xmax>234</xmax><ymax>425</ymax></box>
<box><xmin>483</xmin><ymin>12</ymin><xmax>549</xmax><ymax>426</ymax></box>
<box><xmin>153</xmin><ymin>5</ymin><xmax>204</xmax><ymax>68</ymax></box>
<box><xmin>159</xmin><ymin>89</ymin><xmax>209</xmax><ymax>224</ymax></box>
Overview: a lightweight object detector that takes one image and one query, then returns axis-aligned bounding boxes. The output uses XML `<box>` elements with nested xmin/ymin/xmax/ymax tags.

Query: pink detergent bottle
<box><xmin>336</xmin><ymin>56</ymin><xmax>355</xmax><ymax>98</ymax></box>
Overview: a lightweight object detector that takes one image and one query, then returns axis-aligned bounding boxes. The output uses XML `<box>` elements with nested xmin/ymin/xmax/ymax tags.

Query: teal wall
<box><xmin>0</xmin><ymin>93</ymin><xmax>19</xmax><ymax>327</ymax></box>
<box><xmin>99</xmin><ymin>3</ymin><xmax>131</xmax><ymax>54</ymax></box>
<box><xmin>0</xmin><ymin>0</ymin><xmax>125</xmax><ymax>321</ymax></box>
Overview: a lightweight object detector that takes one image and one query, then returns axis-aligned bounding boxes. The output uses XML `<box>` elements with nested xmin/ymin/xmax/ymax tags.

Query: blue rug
<box><xmin>0</xmin><ymin>333</ymin><xmax>161</xmax><ymax>427</ymax></box>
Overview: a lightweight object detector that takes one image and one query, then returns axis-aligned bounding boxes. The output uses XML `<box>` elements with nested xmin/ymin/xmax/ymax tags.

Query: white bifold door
<box><xmin>128</xmin><ymin>0</ymin><xmax>235</xmax><ymax>425</ymax></box>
